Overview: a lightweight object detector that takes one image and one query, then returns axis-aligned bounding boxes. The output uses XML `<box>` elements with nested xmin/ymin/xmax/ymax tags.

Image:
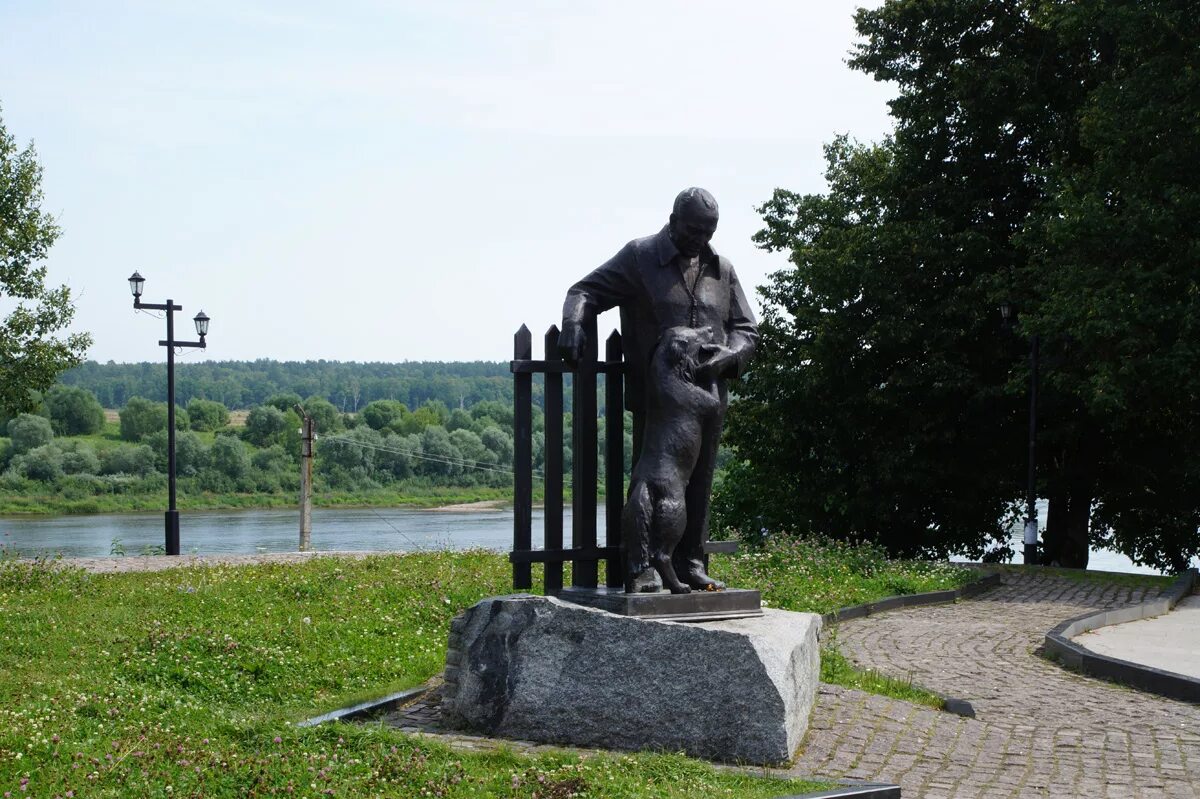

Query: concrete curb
<box><xmin>296</xmin><ymin>685</ymin><xmax>429</xmax><ymax>727</ymax></box>
<box><xmin>775</xmin><ymin>781</ymin><xmax>901</xmax><ymax>798</ymax></box>
<box><xmin>1043</xmin><ymin>568</ymin><xmax>1199</xmax><ymax>703</ymax></box>
<box><xmin>820</xmin><ymin>572</ymin><xmax>1002</xmax><ymax>627</ymax></box>
<box><xmin>822</xmin><ymin>570</ymin><xmax>1002</xmax><ymax>719</ymax></box>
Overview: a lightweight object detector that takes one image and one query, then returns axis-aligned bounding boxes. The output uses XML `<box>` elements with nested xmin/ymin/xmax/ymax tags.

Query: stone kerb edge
<box><xmin>773</xmin><ymin>781</ymin><xmax>902</xmax><ymax>798</ymax></box>
<box><xmin>1043</xmin><ymin>568</ymin><xmax>1199</xmax><ymax>703</ymax></box>
<box><xmin>296</xmin><ymin>685</ymin><xmax>429</xmax><ymax>728</ymax></box>
<box><xmin>819</xmin><ymin>571</ymin><xmax>1002</xmax><ymax>627</ymax></box>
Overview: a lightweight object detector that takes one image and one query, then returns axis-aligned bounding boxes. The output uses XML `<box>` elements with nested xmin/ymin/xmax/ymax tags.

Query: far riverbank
<box><xmin>0</xmin><ymin>486</ymin><xmax>521</xmax><ymax>516</ymax></box>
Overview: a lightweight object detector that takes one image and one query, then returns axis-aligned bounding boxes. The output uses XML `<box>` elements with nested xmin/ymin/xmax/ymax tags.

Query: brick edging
<box><xmin>821</xmin><ymin>571</ymin><xmax>1002</xmax><ymax>627</ymax></box>
<box><xmin>1042</xmin><ymin>568</ymin><xmax>1199</xmax><ymax>703</ymax></box>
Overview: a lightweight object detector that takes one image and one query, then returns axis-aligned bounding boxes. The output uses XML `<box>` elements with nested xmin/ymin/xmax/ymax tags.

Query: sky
<box><xmin>1</xmin><ymin>0</ymin><xmax>894</xmax><ymax>364</ymax></box>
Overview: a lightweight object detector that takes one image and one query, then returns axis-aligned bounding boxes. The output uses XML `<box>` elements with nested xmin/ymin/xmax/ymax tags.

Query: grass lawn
<box><xmin>0</xmin><ymin>542</ymin><xmax>975</xmax><ymax>797</ymax></box>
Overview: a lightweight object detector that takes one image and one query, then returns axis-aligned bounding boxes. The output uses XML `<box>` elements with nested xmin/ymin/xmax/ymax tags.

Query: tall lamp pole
<box><xmin>1001</xmin><ymin>301</ymin><xmax>1039</xmax><ymax>565</ymax></box>
<box><xmin>128</xmin><ymin>272</ymin><xmax>210</xmax><ymax>556</ymax></box>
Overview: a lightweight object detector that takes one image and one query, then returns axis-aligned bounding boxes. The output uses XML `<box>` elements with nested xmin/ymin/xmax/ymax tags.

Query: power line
<box><xmin>317</xmin><ymin>432</ymin><xmax>571</xmax><ymax>485</ymax></box>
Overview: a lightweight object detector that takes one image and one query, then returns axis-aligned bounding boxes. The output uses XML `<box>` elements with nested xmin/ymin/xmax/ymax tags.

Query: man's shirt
<box><xmin>562</xmin><ymin>225</ymin><xmax>758</xmax><ymax>413</ymax></box>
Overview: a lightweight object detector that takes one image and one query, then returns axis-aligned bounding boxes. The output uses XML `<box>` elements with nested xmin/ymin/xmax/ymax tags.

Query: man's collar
<box><xmin>655</xmin><ymin>225</ymin><xmax>718</xmax><ymax>265</ymax></box>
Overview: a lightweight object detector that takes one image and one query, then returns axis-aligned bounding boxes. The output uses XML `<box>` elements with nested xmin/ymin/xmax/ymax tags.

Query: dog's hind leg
<box><xmin>650</xmin><ymin>492</ymin><xmax>691</xmax><ymax>594</ymax></box>
<box><xmin>622</xmin><ymin>480</ymin><xmax>663</xmax><ymax>593</ymax></box>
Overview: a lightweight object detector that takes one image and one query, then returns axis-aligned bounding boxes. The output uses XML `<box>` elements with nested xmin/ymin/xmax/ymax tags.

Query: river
<box><xmin>0</xmin><ymin>505</ymin><xmax>1169</xmax><ymax>574</ymax></box>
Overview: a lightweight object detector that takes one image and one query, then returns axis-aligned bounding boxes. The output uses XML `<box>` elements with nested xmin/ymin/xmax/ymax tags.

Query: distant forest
<box><xmin>59</xmin><ymin>360</ymin><xmax>540</xmax><ymax>411</ymax></box>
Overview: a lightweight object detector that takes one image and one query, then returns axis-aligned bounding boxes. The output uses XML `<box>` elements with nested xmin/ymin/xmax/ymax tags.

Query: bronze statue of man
<box><xmin>560</xmin><ymin>188</ymin><xmax>758</xmax><ymax>593</ymax></box>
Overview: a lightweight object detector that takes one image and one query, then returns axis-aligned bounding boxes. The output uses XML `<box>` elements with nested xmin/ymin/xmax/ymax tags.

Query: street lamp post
<box><xmin>1001</xmin><ymin>301</ymin><xmax>1039</xmax><ymax>566</ymax></box>
<box><xmin>128</xmin><ymin>272</ymin><xmax>210</xmax><ymax>556</ymax></box>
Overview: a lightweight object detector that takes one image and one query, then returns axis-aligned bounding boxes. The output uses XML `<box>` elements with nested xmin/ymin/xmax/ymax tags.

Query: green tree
<box><xmin>145</xmin><ymin>429</ymin><xmax>209</xmax><ymax>477</ymax></box>
<box><xmin>446</xmin><ymin>407</ymin><xmax>474</xmax><ymax>432</ymax></box>
<box><xmin>58</xmin><ymin>440</ymin><xmax>99</xmax><ymax>475</ymax></box>
<box><xmin>100</xmin><ymin>443</ymin><xmax>157</xmax><ymax>476</ymax></box>
<box><xmin>725</xmin><ymin>0</ymin><xmax>1200</xmax><ymax>570</ymax></box>
<box><xmin>243</xmin><ymin>405</ymin><xmax>287</xmax><ymax>447</ymax></box>
<box><xmin>450</xmin><ymin>428</ymin><xmax>496</xmax><ymax>483</ymax></box>
<box><xmin>264</xmin><ymin>392</ymin><xmax>303</xmax><ymax>413</ymax></box>
<box><xmin>209</xmin><ymin>436</ymin><xmax>250</xmax><ymax>481</ymax></box>
<box><xmin>119</xmin><ymin>397</ymin><xmax>187</xmax><ymax>441</ymax></box>
<box><xmin>315</xmin><ymin>427</ymin><xmax>379</xmax><ymax>488</ymax></box>
<box><xmin>0</xmin><ymin>110</ymin><xmax>91</xmax><ymax>415</ymax></box>
<box><xmin>11</xmin><ymin>443</ymin><xmax>63</xmax><ymax>481</ymax></box>
<box><xmin>301</xmin><ymin>395</ymin><xmax>341</xmax><ymax>433</ymax></box>
<box><xmin>7</xmin><ymin>412</ymin><xmax>53</xmax><ymax>455</ymax></box>
<box><xmin>417</xmin><ymin>425</ymin><xmax>462</xmax><ymax>478</ymax></box>
<box><xmin>480</xmin><ymin>427</ymin><xmax>514</xmax><ymax>467</ymax></box>
<box><xmin>360</xmin><ymin>399</ymin><xmax>408</xmax><ymax>431</ymax></box>
<box><xmin>1019</xmin><ymin>1</ymin><xmax>1200</xmax><ymax>571</ymax></box>
<box><xmin>241</xmin><ymin>404</ymin><xmax>300</xmax><ymax>455</ymax></box>
<box><xmin>44</xmin><ymin>384</ymin><xmax>104</xmax><ymax>436</ymax></box>
<box><xmin>375</xmin><ymin>431</ymin><xmax>418</xmax><ymax>480</ymax></box>
<box><xmin>250</xmin><ymin>444</ymin><xmax>294</xmax><ymax>492</ymax></box>
<box><xmin>186</xmin><ymin>398</ymin><xmax>230</xmax><ymax>432</ymax></box>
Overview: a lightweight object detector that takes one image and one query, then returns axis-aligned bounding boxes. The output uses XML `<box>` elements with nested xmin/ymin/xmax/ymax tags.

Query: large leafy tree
<box><xmin>0</xmin><ymin>110</ymin><xmax>90</xmax><ymax>414</ymax></box>
<box><xmin>723</xmin><ymin>0</ymin><xmax>1200</xmax><ymax>569</ymax></box>
<box><xmin>1022</xmin><ymin>1</ymin><xmax>1200</xmax><ymax>571</ymax></box>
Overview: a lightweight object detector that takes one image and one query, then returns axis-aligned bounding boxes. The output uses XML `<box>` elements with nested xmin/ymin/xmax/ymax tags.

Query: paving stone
<box><xmin>784</xmin><ymin>570</ymin><xmax>1200</xmax><ymax>797</ymax></box>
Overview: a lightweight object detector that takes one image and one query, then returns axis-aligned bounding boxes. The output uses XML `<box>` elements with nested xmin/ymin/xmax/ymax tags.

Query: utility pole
<box><xmin>296</xmin><ymin>405</ymin><xmax>315</xmax><ymax>552</ymax></box>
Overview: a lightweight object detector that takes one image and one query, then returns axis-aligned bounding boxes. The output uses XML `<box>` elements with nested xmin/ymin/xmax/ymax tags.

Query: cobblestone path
<box><xmin>787</xmin><ymin>570</ymin><xmax>1200</xmax><ymax>798</ymax></box>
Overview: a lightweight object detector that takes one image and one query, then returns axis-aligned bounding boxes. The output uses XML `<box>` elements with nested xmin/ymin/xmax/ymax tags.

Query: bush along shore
<box><xmin>0</xmin><ymin>388</ymin><xmax>608</xmax><ymax>516</ymax></box>
<box><xmin>0</xmin><ymin>540</ymin><xmax>976</xmax><ymax>797</ymax></box>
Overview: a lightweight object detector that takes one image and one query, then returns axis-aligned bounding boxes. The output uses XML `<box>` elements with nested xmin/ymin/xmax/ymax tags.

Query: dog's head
<box><xmin>656</xmin><ymin>326</ymin><xmax>713</xmax><ymax>383</ymax></box>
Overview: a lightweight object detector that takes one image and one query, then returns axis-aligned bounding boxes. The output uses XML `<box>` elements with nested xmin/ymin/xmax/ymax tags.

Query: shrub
<box><xmin>187</xmin><ymin>398</ymin><xmax>230</xmax><ymax>432</ymax></box>
<box><xmin>264</xmin><ymin>392</ymin><xmax>303</xmax><ymax>413</ymax></box>
<box><xmin>7</xmin><ymin>413</ymin><xmax>53</xmax><ymax>455</ymax></box>
<box><xmin>58</xmin><ymin>441</ymin><xmax>100</xmax><ymax>475</ymax></box>
<box><xmin>12</xmin><ymin>444</ymin><xmax>64</xmax><ymax>481</ymax></box>
<box><xmin>100</xmin><ymin>443</ymin><xmax>158</xmax><ymax>476</ymax></box>
<box><xmin>375</xmin><ymin>432</ymin><xmax>418</xmax><ymax>480</ymax></box>
<box><xmin>242</xmin><ymin>405</ymin><xmax>299</xmax><ymax>452</ymax></box>
<box><xmin>210</xmin><ymin>435</ymin><xmax>250</xmax><ymax>480</ymax></box>
<box><xmin>418</xmin><ymin>425</ymin><xmax>462</xmax><ymax>478</ymax></box>
<box><xmin>361</xmin><ymin>399</ymin><xmax>408</xmax><ymax>431</ymax></box>
<box><xmin>301</xmin><ymin>395</ymin><xmax>341</xmax><ymax>433</ymax></box>
<box><xmin>45</xmin><ymin>385</ymin><xmax>105</xmax><ymax>436</ymax></box>
<box><xmin>145</xmin><ymin>429</ymin><xmax>209</xmax><ymax>476</ymax></box>
<box><xmin>119</xmin><ymin>397</ymin><xmax>188</xmax><ymax>441</ymax></box>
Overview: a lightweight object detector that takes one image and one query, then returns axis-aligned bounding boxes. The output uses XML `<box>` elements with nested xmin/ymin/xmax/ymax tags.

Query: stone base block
<box><xmin>441</xmin><ymin>594</ymin><xmax>821</xmax><ymax>765</ymax></box>
<box><xmin>558</xmin><ymin>586</ymin><xmax>762</xmax><ymax>621</ymax></box>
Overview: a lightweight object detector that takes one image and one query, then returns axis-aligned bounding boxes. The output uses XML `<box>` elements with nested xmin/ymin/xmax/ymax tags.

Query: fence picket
<box><xmin>605</xmin><ymin>331</ymin><xmax>625</xmax><ymax>588</ymax></box>
<box><xmin>512</xmin><ymin>325</ymin><xmax>533</xmax><ymax>589</ymax></box>
<box><xmin>543</xmin><ymin>326</ymin><xmax>565</xmax><ymax>594</ymax></box>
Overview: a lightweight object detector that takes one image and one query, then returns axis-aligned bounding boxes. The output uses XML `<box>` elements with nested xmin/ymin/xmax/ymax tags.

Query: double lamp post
<box><xmin>128</xmin><ymin>272</ymin><xmax>210</xmax><ymax>556</ymax></box>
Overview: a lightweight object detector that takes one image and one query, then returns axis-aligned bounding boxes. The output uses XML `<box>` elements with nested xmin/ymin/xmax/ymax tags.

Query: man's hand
<box><xmin>696</xmin><ymin>343</ymin><xmax>738</xmax><ymax>380</ymax></box>
<box><xmin>559</xmin><ymin>324</ymin><xmax>586</xmax><ymax>364</ymax></box>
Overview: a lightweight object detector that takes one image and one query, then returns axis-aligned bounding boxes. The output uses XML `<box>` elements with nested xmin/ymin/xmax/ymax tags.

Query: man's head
<box><xmin>668</xmin><ymin>188</ymin><xmax>719</xmax><ymax>258</ymax></box>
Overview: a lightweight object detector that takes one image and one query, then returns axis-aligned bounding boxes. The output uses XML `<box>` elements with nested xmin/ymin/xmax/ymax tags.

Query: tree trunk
<box><xmin>1060</xmin><ymin>487</ymin><xmax>1091</xmax><ymax>569</ymax></box>
<box><xmin>1044</xmin><ymin>487</ymin><xmax>1068</xmax><ymax>566</ymax></box>
<box><xmin>1042</xmin><ymin>442</ymin><xmax>1095</xmax><ymax>569</ymax></box>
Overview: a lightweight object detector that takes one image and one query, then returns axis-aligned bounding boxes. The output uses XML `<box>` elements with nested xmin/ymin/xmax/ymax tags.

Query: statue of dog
<box><xmin>623</xmin><ymin>326</ymin><xmax>722</xmax><ymax>594</ymax></box>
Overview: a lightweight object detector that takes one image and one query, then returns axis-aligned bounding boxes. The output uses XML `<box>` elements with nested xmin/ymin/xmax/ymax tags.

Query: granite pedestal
<box><xmin>441</xmin><ymin>594</ymin><xmax>821</xmax><ymax>764</ymax></box>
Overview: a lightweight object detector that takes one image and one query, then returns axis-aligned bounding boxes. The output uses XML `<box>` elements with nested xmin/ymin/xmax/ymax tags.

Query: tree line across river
<box><xmin>0</xmin><ymin>382</ymin><xmax>633</xmax><ymax>513</ymax></box>
<box><xmin>58</xmin><ymin>359</ymin><xmax>521</xmax><ymax>414</ymax></box>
